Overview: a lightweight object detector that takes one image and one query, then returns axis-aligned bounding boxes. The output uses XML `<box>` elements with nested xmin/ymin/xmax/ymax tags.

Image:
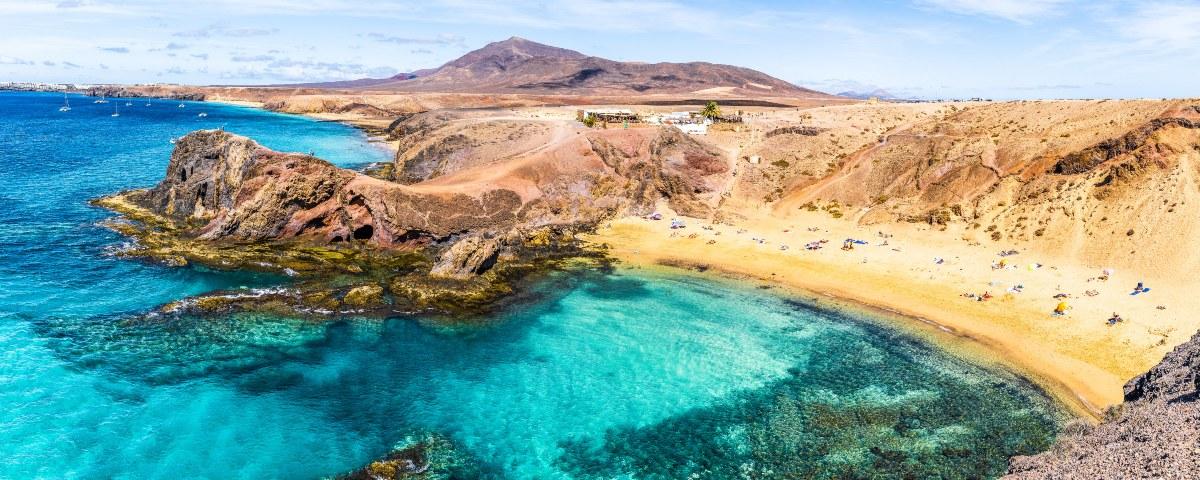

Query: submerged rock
<box><xmin>1005</xmin><ymin>331</ymin><xmax>1200</xmax><ymax>478</ymax></box>
<box><xmin>336</xmin><ymin>433</ymin><xmax>481</xmax><ymax>480</ymax></box>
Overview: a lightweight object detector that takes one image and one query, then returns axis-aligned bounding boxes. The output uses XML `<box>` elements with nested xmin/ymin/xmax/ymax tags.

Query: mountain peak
<box><xmin>444</xmin><ymin>36</ymin><xmax>587</xmax><ymax>70</ymax></box>
<box><xmin>296</xmin><ymin>37</ymin><xmax>830</xmax><ymax>97</ymax></box>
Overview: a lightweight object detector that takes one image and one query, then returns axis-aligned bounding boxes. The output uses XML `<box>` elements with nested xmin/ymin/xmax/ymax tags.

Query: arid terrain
<box><xmin>87</xmin><ymin>37</ymin><xmax>1200</xmax><ymax>477</ymax></box>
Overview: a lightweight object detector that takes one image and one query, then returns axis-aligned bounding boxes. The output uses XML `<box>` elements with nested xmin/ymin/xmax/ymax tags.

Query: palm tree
<box><xmin>700</xmin><ymin>101</ymin><xmax>721</xmax><ymax>120</ymax></box>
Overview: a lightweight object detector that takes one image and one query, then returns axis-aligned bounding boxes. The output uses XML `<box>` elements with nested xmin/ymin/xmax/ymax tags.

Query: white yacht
<box><xmin>197</xmin><ymin>112</ymin><xmax>207</xmax><ymax>118</ymax></box>
<box><xmin>58</xmin><ymin>93</ymin><xmax>71</xmax><ymax>112</ymax></box>
<box><xmin>94</xmin><ymin>94</ymin><xmax>108</xmax><ymax>104</ymax></box>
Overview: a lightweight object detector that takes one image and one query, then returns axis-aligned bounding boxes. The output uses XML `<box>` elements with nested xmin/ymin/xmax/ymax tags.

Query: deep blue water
<box><xmin>0</xmin><ymin>91</ymin><xmax>1062</xmax><ymax>479</ymax></box>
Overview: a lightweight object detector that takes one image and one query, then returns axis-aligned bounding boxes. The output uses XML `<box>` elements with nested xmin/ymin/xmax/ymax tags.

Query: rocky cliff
<box><xmin>132</xmin><ymin>130</ymin><xmax>526</xmax><ymax>247</ymax></box>
<box><xmin>1005</xmin><ymin>331</ymin><xmax>1200</xmax><ymax>478</ymax></box>
<box><xmin>129</xmin><ymin>126</ymin><xmax>727</xmax><ymax>250</ymax></box>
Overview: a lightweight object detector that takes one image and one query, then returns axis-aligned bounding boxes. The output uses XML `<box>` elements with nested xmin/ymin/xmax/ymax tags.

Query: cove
<box><xmin>0</xmin><ymin>91</ymin><xmax>1062</xmax><ymax>479</ymax></box>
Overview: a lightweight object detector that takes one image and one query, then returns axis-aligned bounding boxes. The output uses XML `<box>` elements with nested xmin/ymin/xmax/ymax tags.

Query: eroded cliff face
<box><xmin>135</xmin><ymin>125</ymin><xmax>728</xmax><ymax>251</ymax></box>
<box><xmin>131</xmin><ymin>130</ymin><xmax>525</xmax><ymax>247</ymax></box>
<box><xmin>1005</xmin><ymin>331</ymin><xmax>1200</xmax><ymax>478</ymax></box>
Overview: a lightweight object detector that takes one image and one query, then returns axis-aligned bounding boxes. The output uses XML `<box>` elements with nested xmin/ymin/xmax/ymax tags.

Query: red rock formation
<box><xmin>132</xmin><ymin>126</ymin><xmax>730</xmax><ymax>249</ymax></box>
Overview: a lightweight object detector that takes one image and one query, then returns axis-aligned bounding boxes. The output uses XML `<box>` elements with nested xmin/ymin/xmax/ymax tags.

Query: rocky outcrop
<box><xmin>396</xmin><ymin>133</ymin><xmax>475</xmax><ymax>183</ymax></box>
<box><xmin>130</xmin><ymin>128</ymin><xmax>722</xmax><ymax>251</ymax></box>
<box><xmin>586</xmin><ymin>126</ymin><xmax>728</xmax><ymax>217</ymax></box>
<box><xmin>129</xmin><ymin>130</ymin><xmax>524</xmax><ymax>247</ymax></box>
<box><xmin>429</xmin><ymin>234</ymin><xmax>501</xmax><ymax>279</ymax></box>
<box><xmin>95</xmin><ymin>121</ymin><xmax>726</xmax><ymax>319</ymax></box>
<box><xmin>765</xmin><ymin>126</ymin><xmax>827</xmax><ymax>138</ymax></box>
<box><xmin>1005</xmin><ymin>331</ymin><xmax>1200</xmax><ymax>478</ymax></box>
<box><xmin>1050</xmin><ymin>117</ymin><xmax>1200</xmax><ymax>175</ymax></box>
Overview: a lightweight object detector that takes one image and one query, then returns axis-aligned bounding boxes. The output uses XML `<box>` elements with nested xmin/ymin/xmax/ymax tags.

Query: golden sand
<box><xmin>586</xmin><ymin>211</ymin><xmax>1196</xmax><ymax>419</ymax></box>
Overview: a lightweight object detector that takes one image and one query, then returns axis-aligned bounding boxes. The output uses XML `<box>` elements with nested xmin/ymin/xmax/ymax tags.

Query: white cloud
<box><xmin>1064</xmin><ymin>1</ymin><xmax>1200</xmax><ymax>66</ymax></box>
<box><xmin>174</xmin><ymin>24</ymin><xmax>278</xmax><ymax>38</ymax></box>
<box><xmin>915</xmin><ymin>0</ymin><xmax>1071</xmax><ymax>23</ymax></box>
<box><xmin>230</xmin><ymin>54</ymin><xmax>276</xmax><ymax>62</ymax></box>
<box><xmin>0</xmin><ymin>55</ymin><xmax>34</xmax><ymax>65</ymax></box>
<box><xmin>1116</xmin><ymin>2</ymin><xmax>1200</xmax><ymax>52</ymax></box>
<box><xmin>364</xmin><ymin>33</ymin><xmax>464</xmax><ymax>47</ymax></box>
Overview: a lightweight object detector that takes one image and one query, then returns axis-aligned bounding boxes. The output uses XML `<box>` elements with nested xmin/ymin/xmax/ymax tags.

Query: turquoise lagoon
<box><xmin>0</xmin><ymin>91</ymin><xmax>1062</xmax><ymax>479</ymax></box>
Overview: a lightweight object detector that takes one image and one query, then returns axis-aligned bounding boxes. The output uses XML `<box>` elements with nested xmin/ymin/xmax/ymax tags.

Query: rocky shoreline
<box><xmin>1004</xmin><ymin>330</ymin><xmax>1200</xmax><ymax>478</ymax></box>
<box><xmin>96</xmin><ymin>185</ymin><xmax>604</xmax><ymax>320</ymax></box>
<box><xmin>93</xmin><ymin>130</ymin><xmax>611</xmax><ymax>321</ymax></box>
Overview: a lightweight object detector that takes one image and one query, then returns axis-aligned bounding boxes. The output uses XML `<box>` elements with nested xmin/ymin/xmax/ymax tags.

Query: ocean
<box><xmin>0</xmin><ymin>91</ymin><xmax>1061</xmax><ymax>479</ymax></box>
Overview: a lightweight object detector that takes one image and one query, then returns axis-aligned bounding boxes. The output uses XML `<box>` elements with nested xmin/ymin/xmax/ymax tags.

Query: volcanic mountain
<box><xmin>303</xmin><ymin>37</ymin><xmax>831</xmax><ymax>97</ymax></box>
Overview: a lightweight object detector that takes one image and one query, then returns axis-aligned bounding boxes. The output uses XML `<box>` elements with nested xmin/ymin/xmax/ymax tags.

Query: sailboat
<box><xmin>197</xmin><ymin>112</ymin><xmax>207</xmax><ymax>118</ymax></box>
<box><xmin>177</xmin><ymin>102</ymin><xmax>186</xmax><ymax>108</ymax></box>
<box><xmin>111</xmin><ymin>102</ymin><xmax>120</xmax><ymax>117</ymax></box>
<box><xmin>124</xmin><ymin>100</ymin><xmax>133</xmax><ymax>107</ymax></box>
<box><xmin>58</xmin><ymin>93</ymin><xmax>71</xmax><ymax>112</ymax></box>
<box><xmin>94</xmin><ymin>94</ymin><xmax>108</xmax><ymax>104</ymax></box>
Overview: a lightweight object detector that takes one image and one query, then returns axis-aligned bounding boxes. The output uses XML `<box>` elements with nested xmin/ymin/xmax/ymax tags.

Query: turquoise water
<box><xmin>0</xmin><ymin>91</ymin><xmax>1061</xmax><ymax>479</ymax></box>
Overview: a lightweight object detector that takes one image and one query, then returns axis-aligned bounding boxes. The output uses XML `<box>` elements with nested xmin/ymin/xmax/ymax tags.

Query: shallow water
<box><xmin>0</xmin><ymin>91</ymin><xmax>1062</xmax><ymax>479</ymax></box>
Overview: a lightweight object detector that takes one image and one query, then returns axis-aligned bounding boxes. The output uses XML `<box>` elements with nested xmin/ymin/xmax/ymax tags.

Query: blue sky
<box><xmin>1</xmin><ymin>0</ymin><xmax>1197</xmax><ymax>99</ymax></box>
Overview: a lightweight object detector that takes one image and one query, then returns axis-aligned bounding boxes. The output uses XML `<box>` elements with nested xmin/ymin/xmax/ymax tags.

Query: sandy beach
<box><xmin>587</xmin><ymin>209</ymin><xmax>1196</xmax><ymax>418</ymax></box>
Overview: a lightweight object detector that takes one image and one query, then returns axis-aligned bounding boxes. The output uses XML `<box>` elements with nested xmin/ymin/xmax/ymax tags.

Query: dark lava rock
<box><xmin>1005</xmin><ymin>331</ymin><xmax>1200</xmax><ymax>479</ymax></box>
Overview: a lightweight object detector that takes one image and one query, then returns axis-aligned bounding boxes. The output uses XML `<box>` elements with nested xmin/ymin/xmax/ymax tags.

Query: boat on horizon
<box><xmin>93</xmin><ymin>94</ymin><xmax>108</xmax><ymax>104</ymax></box>
<box><xmin>58</xmin><ymin>93</ymin><xmax>71</xmax><ymax>112</ymax></box>
<box><xmin>177</xmin><ymin>103</ymin><xmax>186</xmax><ymax>108</ymax></box>
<box><xmin>197</xmin><ymin>112</ymin><xmax>207</xmax><ymax>118</ymax></box>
